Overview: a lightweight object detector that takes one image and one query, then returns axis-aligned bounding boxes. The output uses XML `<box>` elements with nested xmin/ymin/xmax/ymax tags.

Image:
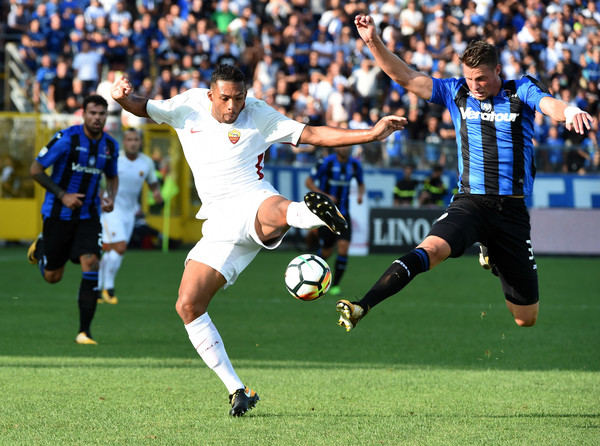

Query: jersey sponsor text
<box><xmin>459</xmin><ymin>106</ymin><xmax>519</xmax><ymax>122</ymax></box>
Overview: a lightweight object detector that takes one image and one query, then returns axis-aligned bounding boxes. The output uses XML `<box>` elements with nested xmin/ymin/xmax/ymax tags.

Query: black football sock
<box><xmin>333</xmin><ymin>255</ymin><xmax>348</xmax><ymax>287</ymax></box>
<box><xmin>36</xmin><ymin>236</ymin><xmax>47</xmax><ymax>277</ymax></box>
<box><xmin>358</xmin><ymin>248</ymin><xmax>430</xmax><ymax>310</ymax></box>
<box><xmin>78</xmin><ymin>271</ymin><xmax>99</xmax><ymax>337</ymax></box>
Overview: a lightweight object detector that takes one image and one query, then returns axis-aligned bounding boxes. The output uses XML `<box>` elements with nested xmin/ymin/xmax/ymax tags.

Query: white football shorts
<box><xmin>186</xmin><ymin>184</ymin><xmax>287</xmax><ymax>288</ymax></box>
<box><xmin>102</xmin><ymin>209</ymin><xmax>135</xmax><ymax>245</ymax></box>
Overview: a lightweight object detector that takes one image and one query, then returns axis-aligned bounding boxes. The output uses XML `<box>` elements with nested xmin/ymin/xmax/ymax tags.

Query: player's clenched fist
<box><xmin>111</xmin><ymin>75</ymin><xmax>133</xmax><ymax>100</ymax></box>
<box><xmin>354</xmin><ymin>15</ymin><xmax>377</xmax><ymax>44</ymax></box>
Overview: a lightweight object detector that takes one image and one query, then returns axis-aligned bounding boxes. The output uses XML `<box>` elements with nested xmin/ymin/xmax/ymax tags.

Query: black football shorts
<box><xmin>42</xmin><ymin>217</ymin><xmax>102</xmax><ymax>270</ymax></box>
<box><xmin>428</xmin><ymin>194</ymin><xmax>539</xmax><ymax>306</ymax></box>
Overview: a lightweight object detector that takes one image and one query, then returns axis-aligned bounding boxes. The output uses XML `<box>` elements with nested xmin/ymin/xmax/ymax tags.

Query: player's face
<box><xmin>82</xmin><ymin>103</ymin><xmax>108</xmax><ymax>138</ymax></box>
<box><xmin>462</xmin><ymin>63</ymin><xmax>502</xmax><ymax>100</ymax></box>
<box><xmin>208</xmin><ymin>80</ymin><xmax>247</xmax><ymax>124</ymax></box>
<box><xmin>123</xmin><ymin>131</ymin><xmax>142</xmax><ymax>158</ymax></box>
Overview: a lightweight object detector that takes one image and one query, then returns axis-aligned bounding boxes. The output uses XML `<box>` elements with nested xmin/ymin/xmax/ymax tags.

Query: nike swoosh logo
<box><xmin>190</xmin><ymin>128</ymin><xmax>202</xmax><ymax>133</ymax></box>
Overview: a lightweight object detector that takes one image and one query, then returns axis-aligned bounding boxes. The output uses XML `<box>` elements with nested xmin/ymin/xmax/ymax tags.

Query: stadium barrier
<box><xmin>363</xmin><ymin>207</ymin><xmax>600</xmax><ymax>256</ymax></box>
<box><xmin>264</xmin><ymin>166</ymin><xmax>600</xmax><ymax>256</ymax></box>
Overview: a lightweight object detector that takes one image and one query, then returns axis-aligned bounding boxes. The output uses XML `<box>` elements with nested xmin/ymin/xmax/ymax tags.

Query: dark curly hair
<box><xmin>211</xmin><ymin>64</ymin><xmax>246</xmax><ymax>86</ymax></box>
<box><xmin>82</xmin><ymin>94</ymin><xmax>108</xmax><ymax>111</ymax></box>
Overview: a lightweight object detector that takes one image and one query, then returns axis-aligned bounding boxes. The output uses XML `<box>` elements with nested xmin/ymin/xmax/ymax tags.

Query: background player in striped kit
<box><xmin>305</xmin><ymin>146</ymin><xmax>365</xmax><ymax>296</ymax></box>
<box><xmin>27</xmin><ymin>95</ymin><xmax>119</xmax><ymax>345</ymax></box>
<box><xmin>99</xmin><ymin>128</ymin><xmax>163</xmax><ymax>304</ymax></box>
<box><xmin>336</xmin><ymin>15</ymin><xmax>594</xmax><ymax>333</ymax></box>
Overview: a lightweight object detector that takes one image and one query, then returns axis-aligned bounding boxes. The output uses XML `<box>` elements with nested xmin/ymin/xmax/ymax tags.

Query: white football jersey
<box><xmin>146</xmin><ymin>89</ymin><xmax>305</xmax><ymax>218</ymax></box>
<box><xmin>113</xmin><ymin>152</ymin><xmax>157</xmax><ymax>214</ymax></box>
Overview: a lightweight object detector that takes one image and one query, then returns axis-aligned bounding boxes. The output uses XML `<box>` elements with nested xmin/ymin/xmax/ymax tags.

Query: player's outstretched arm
<box><xmin>539</xmin><ymin>96</ymin><xmax>594</xmax><ymax>135</ymax></box>
<box><xmin>355</xmin><ymin>14</ymin><xmax>433</xmax><ymax>100</ymax></box>
<box><xmin>111</xmin><ymin>75</ymin><xmax>151</xmax><ymax>118</ymax></box>
<box><xmin>299</xmin><ymin>115</ymin><xmax>408</xmax><ymax>147</ymax></box>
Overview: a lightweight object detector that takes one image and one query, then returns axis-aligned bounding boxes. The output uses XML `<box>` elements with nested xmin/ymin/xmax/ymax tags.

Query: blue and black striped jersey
<box><xmin>36</xmin><ymin>125</ymin><xmax>119</xmax><ymax>220</ymax></box>
<box><xmin>429</xmin><ymin>76</ymin><xmax>551</xmax><ymax>196</ymax></box>
<box><xmin>310</xmin><ymin>154</ymin><xmax>364</xmax><ymax>217</ymax></box>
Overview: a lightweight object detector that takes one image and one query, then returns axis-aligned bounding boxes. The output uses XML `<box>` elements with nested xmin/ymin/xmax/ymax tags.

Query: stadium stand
<box><xmin>0</xmin><ymin>0</ymin><xmax>598</xmax><ymax>173</ymax></box>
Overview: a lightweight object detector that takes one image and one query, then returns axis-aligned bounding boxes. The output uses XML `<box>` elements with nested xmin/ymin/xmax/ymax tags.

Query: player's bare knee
<box><xmin>175</xmin><ymin>297</ymin><xmax>190</xmax><ymax>318</ymax></box>
<box><xmin>416</xmin><ymin>236</ymin><xmax>450</xmax><ymax>267</ymax></box>
<box><xmin>514</xmin><ymin>315</ymin><xmax>537</xmax><ymax>327</ymax></box>
<box><xmin>175</xmin><ymin>295</ymin><xmax>206</xmax><ymax>322</ymax></box>
<box><xmin>45</xmin><ymin>274</ymin><xmax>62</xmax><ymax>284</ymax></box>
<box><xmin>80</xmin><ymin>253</ymin><xmax>99</xmax><ymax>271</ymax></box>
<box><xmin>44</xmin><ymin>269</ymin><xmax>63</xmax><ymax>283</ymax></box>
<box><xmin>507</xmin><ymin>300</ymin><xmax>538</xmax><ymax>327</ymax></box>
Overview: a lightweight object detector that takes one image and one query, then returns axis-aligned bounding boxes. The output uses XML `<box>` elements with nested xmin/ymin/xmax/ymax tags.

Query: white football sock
<box><xmin>102</xmin><ymin>250</ymin><xmax>123</xmax><ymax>290</ymax></box>
<box><xmin>185</xmin><ymin>313</ymin><xmax>244</xmax><ymax>394</ymax></box>
<box><xmin>286</xmin><ymin>201</ymin><xmax>325</xmax><ymax>229</ymax></box>
<box><xmin>99</xmin><ymin>253</ymin><xmax>107</xmax><ymax>290</ymax></box>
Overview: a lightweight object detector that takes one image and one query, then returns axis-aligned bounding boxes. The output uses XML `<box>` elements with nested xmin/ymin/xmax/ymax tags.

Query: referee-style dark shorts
<box><xmin>428</xmin><ymin>194</ymin><xmax>539</xmax><ymax>306</ymax></box>
<box><xmin>318</xmin><ymin>215</ymin><xmax>352</xmax><ymax>249</ymax></box>
<box><xmin>42</xmin><ymin>217</ymin><xmax>102</xmax><ymax>270</ymax></box>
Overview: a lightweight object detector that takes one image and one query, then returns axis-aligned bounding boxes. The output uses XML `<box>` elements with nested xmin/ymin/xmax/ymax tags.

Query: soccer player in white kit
<box><xmin>111</xmin><ymin>65</ymin><xmax>407</xmax><ymax>416</ymax></box>
<box><xmin>99</xmin><ymin>128</ymin><xmax>163</xmax><ymax>304</ymax></box>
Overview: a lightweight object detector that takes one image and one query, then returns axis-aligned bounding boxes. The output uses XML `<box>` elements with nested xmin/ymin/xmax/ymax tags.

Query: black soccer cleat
<box><xmin>304</xmin><ymin>192</ymin><xmax>348</xmax><ymax>235</ymax></box>
<box><xmin>229</xmin><ymin>387</ymin><xmax>259</xmax><ymax>417</ymax></box>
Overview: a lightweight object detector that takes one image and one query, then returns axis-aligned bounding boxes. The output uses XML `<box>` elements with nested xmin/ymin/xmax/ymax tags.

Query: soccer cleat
<box><xmin>304</xmin><ymin>192</ymin><xmax>348</xmax><ymax>235</ymax></box>
<box><xmin>229</xmin><ymin>387</ymin><xmax>260</xmax><ymax>417</ymax></box>
<box><xmin>329</xmin><ymin>285</ymin><xmax>342</xmax><ymax>296</ymax></box>
<box><xmin>336</xmin><ymin>299</ymin><xmax>368</xmax><ymax>332</ymax></box>
<box><xmin>27</xmin><ymin>234</ymin><xmax>43</xmax><ymax>264</ymax></box>
<box><xmin>75</xmin><ymin>332</ymin><xmax>98</xmax><ymax>345</ymax></box>
<box><xmin>478</xmin><ymin>244</ymin><xmax>499</xmax><ymax>276</ymax></box>
<box><xmin>98</xmin><ymin>289</ymin><xmax>118</xmax><ymax>305</ymax></box>
<box><xmin>478</xmin><ymin>244</ymin><xmax>491</xmax><ymax>270</ymax></box>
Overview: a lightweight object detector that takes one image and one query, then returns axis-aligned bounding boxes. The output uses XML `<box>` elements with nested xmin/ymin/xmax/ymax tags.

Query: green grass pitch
<box><xmin>1</xmin><ymin>246</ymin><xmax>598</xmax><ymax>445</ymax></box>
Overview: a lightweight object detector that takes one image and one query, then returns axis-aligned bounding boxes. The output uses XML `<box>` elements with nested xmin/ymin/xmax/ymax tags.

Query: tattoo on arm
<box><xmin>32</xmin><ymin>172</ymin><xmax>65</xmax><ymax>199</ymax></box>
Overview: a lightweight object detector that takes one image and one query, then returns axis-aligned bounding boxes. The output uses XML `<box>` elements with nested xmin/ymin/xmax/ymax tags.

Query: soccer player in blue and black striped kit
<box><xmin>337</xmin><ymin>15</ymin><xmax>594</xmax><ymax>332</ymax></box>
<box><xmin>27</xmin><ymin>95</ymin><xmax>119</xmax><ymax>345</ymax></box>
<box><xmin>306</xmin><ymin>146</ymin><xmax>365</xmax><ymax>296</ymax></box>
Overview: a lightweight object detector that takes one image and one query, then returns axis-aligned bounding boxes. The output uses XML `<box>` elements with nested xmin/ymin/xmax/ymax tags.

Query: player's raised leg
<box><xmin>337</xmin><ymin>236</ymin><xmax>448</xmax><ymax>331</ymax></box>
<box><xmin>256</xmin><ymin>194</ymin><xmax>347</xmax><ymax>245</ymax></box>
<box><xmin>176</xmin><ymin>260</ymin><xmax>259</xmax><ymax>416</ymax></box>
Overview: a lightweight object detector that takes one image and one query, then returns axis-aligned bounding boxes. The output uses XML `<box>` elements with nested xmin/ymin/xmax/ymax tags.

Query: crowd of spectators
<box><xmin>2</xmin><ymin>0</ymin><xmax>600</xmax><ymax>173</ymax></box>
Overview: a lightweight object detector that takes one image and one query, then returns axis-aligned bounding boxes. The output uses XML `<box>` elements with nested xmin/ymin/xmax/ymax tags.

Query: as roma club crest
<box><xmin>228</xmin><ymin>130</ymin><xmax>240</xmax><ymax>144</ymax></box>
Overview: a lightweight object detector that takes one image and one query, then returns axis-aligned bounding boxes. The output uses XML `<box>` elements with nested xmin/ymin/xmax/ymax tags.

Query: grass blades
<box><xmin>0</xmin><ymin>247</ymin><xmax>598</xmax><ymax>445</ymax></box>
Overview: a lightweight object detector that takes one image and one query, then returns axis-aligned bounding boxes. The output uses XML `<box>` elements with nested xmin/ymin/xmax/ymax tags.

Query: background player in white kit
<box><xmin>99</xmin><ymin>128</ymin><xmax>163</xmax><ymax>304</ymax></box>
<box><xmin>111</xmin><ymin>65</ymin><xmax>407</xmax><ymax>416</ymax></box>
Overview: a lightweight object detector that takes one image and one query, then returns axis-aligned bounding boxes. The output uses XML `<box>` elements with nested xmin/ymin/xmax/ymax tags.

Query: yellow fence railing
<box><xmin>0</xmin><ymin>113</ymin><xmax>203</xmax><ymax>243</ymax></box>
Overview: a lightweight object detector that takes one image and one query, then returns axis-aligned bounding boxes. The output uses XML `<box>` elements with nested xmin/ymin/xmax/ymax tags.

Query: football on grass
<box><xmin>285</xmin><ymin>254</ymin><xmax>332</xmax><ymax>301</ymax></box>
